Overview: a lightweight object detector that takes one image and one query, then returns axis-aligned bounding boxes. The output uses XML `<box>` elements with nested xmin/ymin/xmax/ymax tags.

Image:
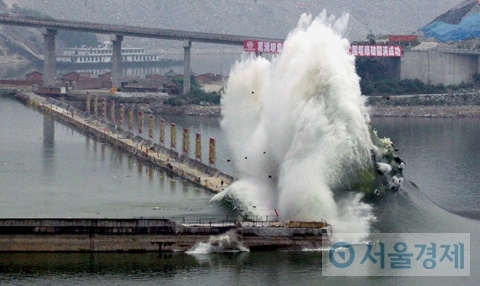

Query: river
<box><xmin>0</xmin><ymin>52</ymin><xmax>242</xmax><ymax>80</ymax></box>
<box><xmin>0</xmin><ymin>96</ymin><xmax>478</xmax><ymax>285</ymax></box>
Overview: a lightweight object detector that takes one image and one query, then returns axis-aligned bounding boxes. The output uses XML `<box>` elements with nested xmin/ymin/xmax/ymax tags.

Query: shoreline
<box><xmin>5</xmin><ymin>87</ymin><xmax>480</xmax><ymax>118</ymax></box>
<box><xmin>151</xmin><ymin>104</ymin><xmax>480</xmax><ymax>118</ymax></box>
<box><xmin>151</xmin><ymin>92</ymin><xmax>480</xmax><ymax>118</ymax></box>
<box><xmin>368</xmin><ymin>105</ymin><xmax>480</xmax><ymax>118</ymax></box>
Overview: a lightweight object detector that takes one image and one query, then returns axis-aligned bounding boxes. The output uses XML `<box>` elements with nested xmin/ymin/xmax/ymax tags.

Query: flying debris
<box><xmin>392</xmin><ymin>143</ymin><xmax>399</xmax><ymax>151</ymax></box>
<box><xmin>390</xmin><ymin>176</ymin><xmax>404</xmax><ymax>192</ymax></box>
<box><xmin>377</xmin><ymin>162</ymin><xmax>392</xmax><ymax>174</ymax></box>
<box><xmin>394</xmin><ymin>157</ymin><xmax>406</xmax><ymax>170</ymax></box>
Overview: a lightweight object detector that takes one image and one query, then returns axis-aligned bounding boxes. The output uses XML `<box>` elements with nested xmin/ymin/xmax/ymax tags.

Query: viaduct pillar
<box><xmin>43</xmin><ymin>29</ymin><xmax>57</xmax><ymax>86</ymax></box>
<box><xmin>183</xmin><ymin>39</ymin><xmax>191</xmax><ymax>95</ymax></box>
<box><xmin>111</xmin><ymin>34</ymin><xmax>124</xmax><ymax>89</ymax></box>
<box><xmin>392</xmin><ymin>57</ymin><xmax>401</xmax><ymax>80</ymax></box>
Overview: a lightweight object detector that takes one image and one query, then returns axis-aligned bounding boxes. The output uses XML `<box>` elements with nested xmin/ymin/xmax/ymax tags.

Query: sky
<box><xmin>5</xmin><ymin>0</ymin><xmax>465</xmax><ymax>42</ymax></box>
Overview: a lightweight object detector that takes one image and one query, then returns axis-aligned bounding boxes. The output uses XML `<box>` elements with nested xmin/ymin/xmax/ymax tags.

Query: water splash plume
<box><xmin>186</xmin><ymin>230</ymin><xmax>250</xmax><ymax>254</ymax></box>
<box><xmin>212</xmin><ymin>11</ymin><xmax>378</xmax><ymax>239</ymax></box>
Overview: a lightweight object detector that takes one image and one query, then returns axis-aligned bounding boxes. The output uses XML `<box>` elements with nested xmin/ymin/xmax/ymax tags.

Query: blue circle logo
<box><xmin>329</xmin><ymin>242</ymin><xmax>355</xmax><ymax>268</ymax></box>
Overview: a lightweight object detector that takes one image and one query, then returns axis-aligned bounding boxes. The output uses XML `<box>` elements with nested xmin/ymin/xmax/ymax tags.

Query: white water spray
<box><xmin>186</xmin><ymin>230</ymin><xmax>250</xmax><ymax>254</ymax></box>
<box><xmin>212</xmin><ymin>11</ymin><xmax>376</xmax><ymax>239</ymax></box>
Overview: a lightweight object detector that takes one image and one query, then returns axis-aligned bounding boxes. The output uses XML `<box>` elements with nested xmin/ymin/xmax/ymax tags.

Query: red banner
<box><xmin>209</xmin><ymin>138</ymin><xmax>215</xmax><ymax>165</ymax></box>
<box><xmin>349</xmin><ymin>45</ymin><xmax>402</xmax><ymax>57</ymax></box>
<box><xmin>244</xmin><ymin>40</ymin><xmax>284</xmax><ymax>53</ymax></box>
<box><xmin>195</xmin><ymin>133</ymin><xmax>201</xmax><ymax>161</ymax></box>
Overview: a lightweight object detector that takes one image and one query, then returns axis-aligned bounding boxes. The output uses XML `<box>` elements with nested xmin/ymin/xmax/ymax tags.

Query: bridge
<box><xmin>0</xmin><ymin>13</ymin><xmax>284</xmax><ymax>93</ymax></box>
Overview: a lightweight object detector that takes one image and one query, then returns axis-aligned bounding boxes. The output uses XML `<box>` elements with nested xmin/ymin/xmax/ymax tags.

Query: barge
<box><xmin>0</xmin><ymin>218</ymin><xmax>332</xmax><ymax>252</ymax></box>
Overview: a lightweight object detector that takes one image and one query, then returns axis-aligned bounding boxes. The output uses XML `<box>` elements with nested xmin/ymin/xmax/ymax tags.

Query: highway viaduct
<box><xmin>0</xmin><ymin>13</ymin><xmax>284</xmax><ymax>94</ymax></box>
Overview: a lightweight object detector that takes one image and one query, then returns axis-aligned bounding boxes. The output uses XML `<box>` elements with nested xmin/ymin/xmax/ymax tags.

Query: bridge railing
<box><xmin>178</xmin><ymin>215</ymin><xmax>284</xmax><ymax>227</ymax></box>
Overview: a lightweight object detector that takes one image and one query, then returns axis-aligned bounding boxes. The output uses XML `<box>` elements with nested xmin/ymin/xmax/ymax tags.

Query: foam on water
<box><xmin>212</xmin><ymin>11</ymin><xmax>376</xmax><ymax>240</ymax></box>
<box><xmin>186</xmin><ymin>230</ymin><xmax>250</xmax><ymax>254</ymax></box>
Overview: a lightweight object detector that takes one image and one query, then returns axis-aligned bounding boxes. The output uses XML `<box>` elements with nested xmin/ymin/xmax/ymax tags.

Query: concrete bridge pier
<box><xmin>183</xmin><ymin>39</ymin><xmax>191</xmax><ymax>95</ymax></box>
<box><xmin>111</xmin><ymin>34</ymin><xmax>124</xmax><ymax>89</ymax></box>
<box><xmin>43</xmin><ymin>28</ymin><xmax>57</xmax><ymax>86</ymax></box>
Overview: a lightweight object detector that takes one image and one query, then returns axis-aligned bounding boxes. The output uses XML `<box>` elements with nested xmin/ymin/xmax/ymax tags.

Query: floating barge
<box><xmin>0</xmin><ymin>218</ymin><xmax>332</xmax><ymax>252</ymax></box>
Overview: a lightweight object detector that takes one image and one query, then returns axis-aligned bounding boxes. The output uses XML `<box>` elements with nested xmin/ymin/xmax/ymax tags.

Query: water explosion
<box><xmin>212</xmin><ymin>11</ymin><xmax>398</xmax><ymax>238</ymax></box>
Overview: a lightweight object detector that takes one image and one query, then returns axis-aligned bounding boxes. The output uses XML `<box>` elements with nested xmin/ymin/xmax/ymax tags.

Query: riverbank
<box><xmin>149</xmin><ymin>91</ymin><xmax>480</xmax><ymax>118</ymax></box>
<box><xmin>149</xmin><ymin>103</ymin><xmax>480</xmax><ymax>118</ymax></box>
<box><xmin>368</xmin><ymin>105</ymin><xmax>480</xmax><ymax>117</ymax></box>
<box><xmin>154</xmin><ymin>104</ymin><xmax>480</xmax><ymax>118</ymax></box>
<box><xmin>7</xmin><ymin>86</ymin><xmax>480</xmax><ymax>117</ymax></box>
<box><xmin>366</xmin><ymin>91</ymin><xmax>480</xmax><ymax>117</ymax></box>
<box><xmin>150</xmin><ymin>103</ymin><xmax>222</xmax><ymax>117</ymax></box>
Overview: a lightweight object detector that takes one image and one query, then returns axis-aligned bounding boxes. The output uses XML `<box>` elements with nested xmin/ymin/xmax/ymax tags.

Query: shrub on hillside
<box><xmin>361</xmin><ymin>79</ymin><xmax>448</xmax><ymax>95</ymax></box>
<box><xmin>186</xmin><ymin>89</ymin><xmax>221</xmax><ymax>105</ymax></box>
<box><xmin>164</xmin><ymin>89</ymin><xmax>220</xmax><ymax>106</ymax></box>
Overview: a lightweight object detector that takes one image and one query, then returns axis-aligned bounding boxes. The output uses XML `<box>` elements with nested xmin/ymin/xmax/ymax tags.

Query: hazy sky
<box><xmin>6</xmin><ymin>0</ymin><xmax>466</xmax><ymax>40</ymax></box>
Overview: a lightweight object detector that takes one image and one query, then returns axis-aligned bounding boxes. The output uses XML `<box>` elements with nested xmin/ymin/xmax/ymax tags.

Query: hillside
<box><xmin>1</xmin><ymin>0</ymin><xmax>463</xmax><ymax>50</ymax></box>
<box><xmin>421</xmin><ymin>0</ymin><xmax>480</xmax><ymax>42</ymax></box>
<box><xmin>0</xmin><ymin>1</ymin><xmax>43</xmax><ymax>64</ymax></box>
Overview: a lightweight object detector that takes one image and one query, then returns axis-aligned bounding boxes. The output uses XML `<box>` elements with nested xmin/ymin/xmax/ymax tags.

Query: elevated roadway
<box><xmin>0</xmin><ymin>13</ymin><xmax>284</xmax><ymax>91</ymax></box>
